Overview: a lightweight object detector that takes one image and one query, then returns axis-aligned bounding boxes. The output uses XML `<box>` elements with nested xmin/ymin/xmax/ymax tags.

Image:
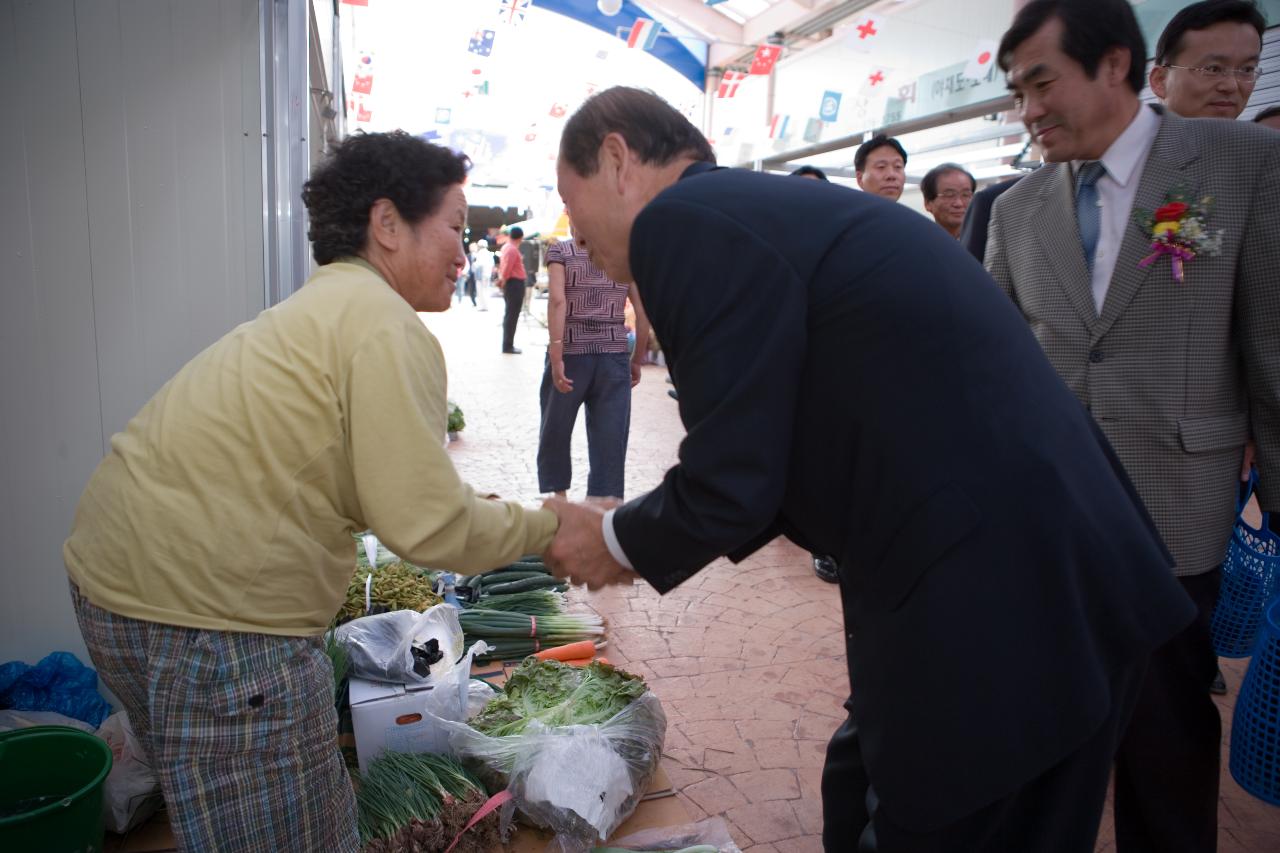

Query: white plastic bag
<box><xmin>336</xmin><ymin>603</ymin><xmax>464</xmax><ymax>684</ymax></box>
<box><xmin>441</xmin><ymin>690</ymin><xmax>667</xmax><ymax>851</ymax></box>
<box><xmin>98</xmin><ymin>711</ymin><xmax>162</xmax><ymax>834</ymax></box>
<box><xmin>586</xmin><ymin>817</ymin><xmax>743</xmax><ymax>853</ymax></box>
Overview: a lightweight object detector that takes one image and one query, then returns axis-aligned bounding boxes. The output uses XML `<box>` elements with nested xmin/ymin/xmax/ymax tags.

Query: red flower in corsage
<box><xmin>1132</xmin><ymin>191</ymin><xmax>1222</xmax><ymax>283</ymax></box>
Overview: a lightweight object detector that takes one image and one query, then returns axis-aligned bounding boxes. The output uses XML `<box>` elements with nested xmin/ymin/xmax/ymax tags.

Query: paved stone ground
<box><xmin>434</xmin><ymin>295</ymin><xmax>1280</xmax><ymax>852</ymax></box>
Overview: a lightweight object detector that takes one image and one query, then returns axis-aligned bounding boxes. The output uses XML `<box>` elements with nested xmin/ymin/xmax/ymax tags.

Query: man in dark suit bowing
<box><xmin>543</xmin><ymin>86</ymin><xmax>1193</xmax><ymax>853</ymax></box>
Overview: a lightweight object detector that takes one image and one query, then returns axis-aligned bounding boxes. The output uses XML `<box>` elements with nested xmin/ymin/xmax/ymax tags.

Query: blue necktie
<box><xmin>1076</xmin><ymin>161</ymin><xmax>1106</xmax><ymax>273</ymax></box>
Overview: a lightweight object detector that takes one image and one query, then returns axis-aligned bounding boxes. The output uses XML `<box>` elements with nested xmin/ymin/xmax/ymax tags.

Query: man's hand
<box><xmin>1241</xmin><ymin>440</ymin><xmax>1256</xmax><ymax>482</ymax></box>
<box><xmin>542</xmin><ymin>498</ymin><xmax>634</xmax><ymax>590</ymax></box>
<box><xmin>630</xmin><ymin>358</ymin><xmax>644</xmax><ymax>388</ymax></box>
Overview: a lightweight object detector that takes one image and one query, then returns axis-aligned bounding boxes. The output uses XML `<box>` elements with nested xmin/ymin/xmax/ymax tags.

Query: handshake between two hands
<box><xmin>540</xmin><ymin>497</ymin><xmax>637</xmax><ymax>591</ymax></box>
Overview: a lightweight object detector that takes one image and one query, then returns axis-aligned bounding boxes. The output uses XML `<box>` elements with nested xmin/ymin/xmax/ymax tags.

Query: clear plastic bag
<box><xmin>335</xmin><ymin>603</ymin><xmax>464</xmax><ymax>684</ymax></box>
<box><xmin>442</xmin><ymin>691</ymin><xmax>667</xmax><ymax>851</ymax></box>
<box><xmin>580</xmin><ymin>816</ymin><xmax>742</xmax><ymax>853</ymax></box>
<box><xmin>98</xmin><ymin>711</ymin><xmax>163</xmax><ymax>834</ymax></box>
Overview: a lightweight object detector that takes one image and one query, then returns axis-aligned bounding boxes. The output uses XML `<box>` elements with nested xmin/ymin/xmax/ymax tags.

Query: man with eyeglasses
<box><xmin>921</xmin><ymin>163</ymin><xmax>976</xmax><ymax>239</ymax></box>
<box><xmin>1150</xmin><ymin>0</ymin><xmax>1265</xmax><ymax>121</ymax></box>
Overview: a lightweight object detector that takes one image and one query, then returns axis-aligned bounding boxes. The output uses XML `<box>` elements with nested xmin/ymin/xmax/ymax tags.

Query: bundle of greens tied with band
<box><xmin>355</xmin><ymin>751</ymin><xmax>499</xmax><ymax>853</ymax></box>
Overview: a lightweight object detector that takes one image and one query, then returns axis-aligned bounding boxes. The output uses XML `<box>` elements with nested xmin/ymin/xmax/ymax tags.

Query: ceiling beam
<box><xmin>637</xmin><ymin>0</ymin><xmax>743</xmax><ymax>45</ymax></box>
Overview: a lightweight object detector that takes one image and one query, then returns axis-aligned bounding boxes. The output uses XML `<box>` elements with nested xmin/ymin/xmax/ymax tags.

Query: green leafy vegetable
<box><xmin>470</xmin><ymin>658</ymin><xmax>646</xmax><ymax>738</ymax></box>
<box><xmin>447</xmin><ymin>400</ymin><xmax>465</xmax><ymax>434</ymax></box>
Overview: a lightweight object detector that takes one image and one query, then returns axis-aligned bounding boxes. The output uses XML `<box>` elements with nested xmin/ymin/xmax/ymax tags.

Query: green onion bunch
<box><xmin>356</xmin><ymin>751</ymin><xmax>498</xmax><ymax>853</ymax></box>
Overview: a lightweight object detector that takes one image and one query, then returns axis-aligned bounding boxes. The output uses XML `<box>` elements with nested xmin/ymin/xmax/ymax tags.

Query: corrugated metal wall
<box><xmin>0</xmin><ymin>0</ymin><xmax>266</xmax><ymax>665</ymax></box>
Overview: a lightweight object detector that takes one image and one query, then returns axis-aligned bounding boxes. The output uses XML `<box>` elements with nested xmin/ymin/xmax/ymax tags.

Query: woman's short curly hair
<box><xmin>302</xmin><ymin>131</ymin><xmax>470</xmax><ymax>265</ymax></box>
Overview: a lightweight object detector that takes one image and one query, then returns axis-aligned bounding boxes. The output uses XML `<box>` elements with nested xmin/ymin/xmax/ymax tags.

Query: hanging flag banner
<box><xmin>859</xmin><ymin>66</ymin><xmax>892</xmax><ymax>96</ymax></box>
<box><xmin>749</xmin><ymin>44</ymin><xmax>781</xmax><ymax>75</ymax></box>
<box><xmin>717</xmin><ymin>70</ymin><xmax>746</xmax><ymax>98</ymax></box>
<box><xmin>847</xmin><ymin>15</ymin><xmax>887</xmax><ymax>53</ymax></box>
<box><xmin>626</xmin><ymin>18</ymin><xmax>662</xmax><ymax>50</ymax></box>
<box><xmin>548</xmin><ymin>102</ymin><xmax>568</xmax><ymax>119</ymax></box>
<box><xmin>352</xmin><ymin>73</ymin><xmax>373</xmax><ymax>95</ymax></box>
<box><xmin>435</xmin><ymin>107</ymin><xmax>452</xmax><ymax>125</ymax></box>
<box><xmin>803</xmin><ymin>118</ymin><xmax>823</xmax><ymax>143</ymax></box>
<box><xmin>962</xmin><ymin>40</ymin><xmax>999</xmax><ymax>81</ymax></box>
<box><xmin>819</xmin><ymin>90</ymin><xmax>842</xmax><ymax>122</ymax></box>
<box><xmin>468</xmin><ymin>29</ymin><xmax>496</xmax><ymax>57</ymax></box>
<box><xmin>768</xmin><ymin>114</ymin><xmax>790</xmax><ymax>139</ymax></box>
<box><xmin>357</xmin><ymin>100</ymin><xmax>372</xmax><ymax>122</ymax></box>
<box><xmin>341</xmin><ymin>0</ymin><xmax>369</xmax><ymax>6</ymax></box>
<box><xmin>497</xmin><ymin>0</ymin><xmax>531</xmax><ymax>26</ymax></box>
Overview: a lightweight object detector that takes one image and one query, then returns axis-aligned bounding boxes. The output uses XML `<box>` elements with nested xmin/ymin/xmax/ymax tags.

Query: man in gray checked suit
<box><xmin>987</xmin><ymin>1</ymin><xmax>1280</xmax><ymax>851</ymax></box>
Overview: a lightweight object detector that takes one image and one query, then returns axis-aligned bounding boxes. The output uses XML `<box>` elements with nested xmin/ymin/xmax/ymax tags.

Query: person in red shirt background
<box><xmin>498</xmin><ymin>227</ymin><xmax>528</xmax><ymax>354</ymax></box>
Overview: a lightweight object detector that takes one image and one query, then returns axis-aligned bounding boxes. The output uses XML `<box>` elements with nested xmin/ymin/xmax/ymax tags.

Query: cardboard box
<box><xmin>348</xmin><ymin>677</ymin><xmax>451</xmax><ymax>773</ymax></box>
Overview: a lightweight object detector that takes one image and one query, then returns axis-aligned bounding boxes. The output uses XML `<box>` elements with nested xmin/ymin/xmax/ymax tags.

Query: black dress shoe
<box><xmin>812</xmin><ymin>554</ymin><xmax>839</xmax><ymax>583</ymax></box>
<box><xmin>667</xmin><ymin>388</ymin><xmax>678</xmax><ymax>400</ymax></box>
<box><xmin>502</xmin><ymin>347</ymin><xmax>522</xmax><ymax>354</ymax></box>
<box><xmin>1211</xmin><ymin>667</ymin><xmax>1227</xmax><ymax>695</ymax></box>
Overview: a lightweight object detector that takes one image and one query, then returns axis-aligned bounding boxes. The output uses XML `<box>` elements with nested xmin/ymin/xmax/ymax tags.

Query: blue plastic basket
<box><xmin>1230</xmin><ymin>596</ymin><xmax>1280</xmax><ymax>805</ymax></box>
<box><xmin>1210</xmin><ymin>476</ymin><xmax>1279</xmax><ymax>658</ymax></box>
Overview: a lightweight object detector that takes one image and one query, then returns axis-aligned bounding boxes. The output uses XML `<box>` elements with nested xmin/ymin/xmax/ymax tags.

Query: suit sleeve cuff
<box><xmin>602</xmin><ymin>508</ymin><xmax>635</xmax><ymax>570</ymax></box>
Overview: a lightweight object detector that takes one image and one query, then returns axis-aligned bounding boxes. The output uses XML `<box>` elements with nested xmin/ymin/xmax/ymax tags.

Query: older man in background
<box><xmin>921</xmin><ymin>163</ymin><xmax>976</xmax><ymax>239</ymax></box>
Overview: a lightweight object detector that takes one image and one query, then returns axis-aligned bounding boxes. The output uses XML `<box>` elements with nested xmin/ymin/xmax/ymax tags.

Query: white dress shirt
<box><xmin>1074</xmin><ymin>103</ymin><xmax>1162</xmax><ymax>313</ymax></box>
<box><xmin>602</xmin><ymin>507</ymin><xmax>634</xmax><ymax>569</ymax></box>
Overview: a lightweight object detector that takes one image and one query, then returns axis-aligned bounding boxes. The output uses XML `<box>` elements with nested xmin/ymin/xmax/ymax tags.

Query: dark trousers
<box><xmin>537</xmin><ymin>352</ymin><xmax>632</xmax><ymax>498</ymax></box>
<box><xmin>1114</xmin><ymin>568</ymin><xmax>1221</xmax><ymax>853</ymax></box>
<box><xmin>822</xmin><ymin>659</ymin><xmax>1146</xmax><ymax>853</ymax></box>
<box><xmin>502</xmin><ymin>277</ymin><xmax>526</xmax><ymax>351</ymax></box>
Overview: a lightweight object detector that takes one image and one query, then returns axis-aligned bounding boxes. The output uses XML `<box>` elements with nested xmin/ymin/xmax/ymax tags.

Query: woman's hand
<box><xmin>552</xmin><ymin>357</ymin><xmax>573</xmax><ymax>394</ymax></box>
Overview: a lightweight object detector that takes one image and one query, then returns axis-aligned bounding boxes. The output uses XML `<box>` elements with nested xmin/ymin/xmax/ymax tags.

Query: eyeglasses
<box><xmin>1162</xmin><ymin>63</ymin><xmax>1262</xmax><ymax>82</ymax></box>
<box><xmin>937</xmin><ymin>190</ymin><xmax>974</xmax><ymax>201</ymax></box>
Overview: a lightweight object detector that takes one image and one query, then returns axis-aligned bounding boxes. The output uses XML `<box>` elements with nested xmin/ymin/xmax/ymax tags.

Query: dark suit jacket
<box><xmin>613</xmin><ymin>162</ymin><xmax>1194</xmax><ymax>830</ymax></box>
<box><xmin>960</xmin><ymin>176</ymin><xmax>1021</xmax><ymax>262</ymax></box>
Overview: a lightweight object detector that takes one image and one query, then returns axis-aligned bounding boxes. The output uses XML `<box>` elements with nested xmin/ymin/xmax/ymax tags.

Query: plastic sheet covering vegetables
<box><xmin>336</xmin><ymin>604</ymin><xmax>464</xmax><ymax>685</ymax></box>
<box><xmin>587</xmin><ymin>817</ymin><xmax>743</xmax><ymax>853</ymax></box>
<box><xmin>443</xmin><ymin>659</ymin><xmax>666</xmax><ymax>850</ymax></box>
<box><xmin>0</xmin><ymin>651</ymin><xmax>111</xmax><ymax>726</ymax></box>
<box><xmin>356</xmin><ymin>750</ymin><xmax>499</xmax><ymax>853</ymax></box>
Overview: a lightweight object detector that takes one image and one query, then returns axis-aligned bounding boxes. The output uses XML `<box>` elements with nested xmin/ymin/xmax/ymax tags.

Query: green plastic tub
<box><xmin>0</xmin><ymin>725</ymin><xmax>113</xmax><ymax>853</ymax></box>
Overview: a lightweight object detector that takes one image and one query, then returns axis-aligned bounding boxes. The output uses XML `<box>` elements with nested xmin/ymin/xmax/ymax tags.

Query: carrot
<box><xmin>533</xmin><ymin>640</ymin><xmax>597</xmax><ymax>662</ymax></box>
<box><xmin>560</xmin><ymin>656</ymin><xmax>609</xmax><ymax>667</ymax></box>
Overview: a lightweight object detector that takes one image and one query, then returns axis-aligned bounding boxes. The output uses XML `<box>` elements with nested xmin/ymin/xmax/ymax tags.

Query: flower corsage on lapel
<box><xmin>1131</xmin><ymin>189</ymin><xmax>1223</xmax><ymax>282</ymax></box>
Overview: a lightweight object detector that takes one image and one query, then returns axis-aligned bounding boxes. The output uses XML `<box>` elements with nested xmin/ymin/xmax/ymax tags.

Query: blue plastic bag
<box><xmin>0</xmin><ymin>651</ymin><xmax>111</xmax><ymax>727</ymax></box>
